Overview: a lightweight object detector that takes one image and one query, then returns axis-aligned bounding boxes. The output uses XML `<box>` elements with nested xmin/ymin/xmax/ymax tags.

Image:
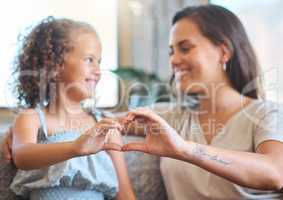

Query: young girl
<box><xmin>9</xmin><ymin>17</ymin><xmax>135</xmax><ymax>200</ymax></box>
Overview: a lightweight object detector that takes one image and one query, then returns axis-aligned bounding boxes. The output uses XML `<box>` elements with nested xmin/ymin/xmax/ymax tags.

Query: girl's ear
<box><xmin>219</xmin><ymin>42</ymin><xmax>232</xmax><ymax>64</ymax></box>
<box><xmin>53</xmin><ymin>66</ymin><xmax>63</xmax><ymax>82</ymax></box>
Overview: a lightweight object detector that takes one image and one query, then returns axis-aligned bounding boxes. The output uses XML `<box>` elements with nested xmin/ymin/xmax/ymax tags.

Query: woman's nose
<box><xmin>170</xmin><ymin>52</ymin><xmax>182</xmax><ymax>69</ymax></box>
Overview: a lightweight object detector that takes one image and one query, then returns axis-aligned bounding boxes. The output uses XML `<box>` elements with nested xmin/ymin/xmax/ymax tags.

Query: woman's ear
<box><xmin>219</xmin><ymin>42</ymin><xmax>232</xmax><ymax>64</ymax></box>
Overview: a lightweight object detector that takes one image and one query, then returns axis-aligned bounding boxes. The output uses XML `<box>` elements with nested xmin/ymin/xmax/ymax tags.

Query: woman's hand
<box><xmin>1</xmin><ymin>126</ymin><xmax>13</xmax><ymax>162</ymax></box>
<box><xmin>121</xmin><ymin>108</ymin><xmax>186</xmax><ymax>158</ymax></box>
<box><xmin>74</xmin><ymin>118</ymin><xmax>123</xmax><ymax>156</ymax></box>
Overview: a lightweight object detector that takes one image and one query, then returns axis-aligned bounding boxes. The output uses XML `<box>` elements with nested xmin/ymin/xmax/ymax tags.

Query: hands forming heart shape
<box><xmin>91</xmin><ymin>108</ymin><xmax>187</xmax><ymax>158</ymax></box>
<box><xmin>2</xmin><ymin>108</ymin><xmax>187</xmax><ymax>162</ymax></box>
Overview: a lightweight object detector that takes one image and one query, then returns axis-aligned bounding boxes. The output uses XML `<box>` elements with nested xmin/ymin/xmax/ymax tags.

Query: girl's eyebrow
<box><xmin>86</xmin><ymin>53</ymin><xmax>101</xmax><ymax>60</ymax></box>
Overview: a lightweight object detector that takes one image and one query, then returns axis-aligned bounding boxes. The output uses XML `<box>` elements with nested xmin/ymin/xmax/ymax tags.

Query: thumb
<box><xmin>3</xmin><ymin>142</ymin><xmax>12</xmax><ymax>162</ymax></box>
<box><xmin>122</xmin><ymin>142</ymin><xmax>147</xmax><ymax>152</ymax></box>
<box><xmin>103</xmin><ymin>143</ymin><xmax>122</xmax><ymax>151</ymax></box>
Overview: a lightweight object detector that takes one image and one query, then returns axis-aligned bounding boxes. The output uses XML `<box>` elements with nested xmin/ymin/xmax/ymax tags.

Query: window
<box><xmin>210</xmin><ymin>0</ymin><xmax>283</xmax><ymax>102</ymax></box>
<box><xmin>0</xmin><ymin>0</ymin><xmax>118</xmax><ymax>108</ymax></box>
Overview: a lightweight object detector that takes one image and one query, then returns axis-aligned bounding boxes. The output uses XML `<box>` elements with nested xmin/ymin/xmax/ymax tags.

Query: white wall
<box><xmin>0</xmin><ymin>0</ymin><xmax>119</xmax><ymax>108</ymax></box>
<box><xmin>118</xmin><ymin>0</ymin><xmax>208</xmax><ymax>81</ymax></box>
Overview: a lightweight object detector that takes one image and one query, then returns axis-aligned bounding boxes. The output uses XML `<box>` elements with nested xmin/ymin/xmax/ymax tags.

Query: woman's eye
<box><xmin>181</xmin><ymin>47</ymin><xmax>191</xmax><ymax>53</ymax></box>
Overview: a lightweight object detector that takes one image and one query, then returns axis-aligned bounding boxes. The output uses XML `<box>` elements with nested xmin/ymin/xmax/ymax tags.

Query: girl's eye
<box><xmin>85</xmin><ymin>57</ymin><xmax>93</xmax><ymax>63</ymax></box>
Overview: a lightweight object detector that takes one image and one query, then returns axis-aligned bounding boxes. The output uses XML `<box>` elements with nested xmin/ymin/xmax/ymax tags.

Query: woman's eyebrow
<box><xmin>178</xmin><ymin>39</ymin><xmax>194</xmax><ymax>46</ymax></box>
<box><xmin>169</xmin><ymin>39</ymin><xmax>194</xmax><ymax>48</ymax></box>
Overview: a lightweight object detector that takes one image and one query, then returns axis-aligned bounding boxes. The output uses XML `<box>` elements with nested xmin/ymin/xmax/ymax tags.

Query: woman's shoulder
<box><xmin>240</xmin><ymin>99</ymin><xmax>283</xmax><ymax>132</ymax></box>
<box><xmin>247</xmin><ymin>99</ymin><xmax>282</xmax><ymax>118</ymax></box>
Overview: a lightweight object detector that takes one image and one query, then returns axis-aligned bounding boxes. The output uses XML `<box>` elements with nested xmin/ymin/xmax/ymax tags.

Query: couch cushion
<box><xmin>0</xmin><ymin>133</ymin><xmax>24</xmax><ymax>200</ymax></box>
<box><xmin>123</xmin><ymin>136</ymin><xmax>167</xmax><ymax>200</ymax></box>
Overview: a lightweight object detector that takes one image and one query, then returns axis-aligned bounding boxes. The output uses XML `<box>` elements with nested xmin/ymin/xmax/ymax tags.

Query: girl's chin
<box><xmin>67</xmin><ymin>90</ymin><xmax>94</xmax><ymax>103</ymax></box>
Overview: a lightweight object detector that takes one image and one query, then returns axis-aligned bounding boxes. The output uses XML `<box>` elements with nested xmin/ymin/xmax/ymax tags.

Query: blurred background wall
<box><xmin>0</xmin><ymin>0</ymin><xmax>282</xmax><ymax>131</ymax></box>
<box><xmin>118</xmin><ymin>0</ymin><xmax>208</xmax><ymax>80</ymax></box>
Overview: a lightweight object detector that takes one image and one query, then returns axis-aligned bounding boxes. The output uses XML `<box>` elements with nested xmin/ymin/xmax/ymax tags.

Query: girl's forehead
<box><xmin>69</xmin><ymin>30</ymin><xmax>102</xmax><ymax>51</ymax></box>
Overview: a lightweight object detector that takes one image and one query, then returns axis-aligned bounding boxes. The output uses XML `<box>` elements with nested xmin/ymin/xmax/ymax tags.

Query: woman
<box><xmin>122</xmin><ymin>5</ymin><xmax>283</xmax><ymax>200</ymax></box>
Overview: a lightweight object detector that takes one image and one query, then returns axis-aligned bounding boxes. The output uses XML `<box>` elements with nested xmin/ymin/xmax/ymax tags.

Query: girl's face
<box><xmin>60</xmin><ymin>31</ymin><xmax>102</xmax><ymax>102</ymax></box>
<box><xmin>169</xmin><ymin>18</ymin><xmax>229</xmax><ymax>95</ymax></box>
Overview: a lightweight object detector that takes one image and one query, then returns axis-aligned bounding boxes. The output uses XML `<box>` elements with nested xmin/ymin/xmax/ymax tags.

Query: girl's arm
<box><xmin>12</xmin><ymin>109</ymin><xmax>119</xmax><ymax>170</ymax></box>
<box><xmin>12</xmin><ymin>109</ymin><xmax>77</xmax><ymax>170</ymax></box>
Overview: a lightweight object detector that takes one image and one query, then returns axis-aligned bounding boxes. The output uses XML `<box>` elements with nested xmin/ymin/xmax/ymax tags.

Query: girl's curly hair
<box><xmin>12</xmin><ymin>16</ymin><xmax>96</xmax><ymax>108</ymax></box>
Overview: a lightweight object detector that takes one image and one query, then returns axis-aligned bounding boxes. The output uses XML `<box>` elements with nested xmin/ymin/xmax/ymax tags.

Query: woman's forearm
<box><xmin>175</xmin><ymin>141</ymin><xmax>283</xmax><ymax>190</ymax></box>
<box><xmin>13</xmin><ymin>142</ymin><xmax>77</xmax><ymax>170</ymax></box>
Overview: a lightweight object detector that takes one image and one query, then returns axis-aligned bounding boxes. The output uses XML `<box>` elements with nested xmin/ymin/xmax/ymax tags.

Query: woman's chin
<box><xmin>180</xmin><ymin>85</ymin><xmax>204</xmax><ymax>96</ymax></box>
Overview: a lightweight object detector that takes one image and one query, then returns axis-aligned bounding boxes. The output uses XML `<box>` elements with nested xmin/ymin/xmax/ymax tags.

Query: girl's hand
<box><xmin>1</xmin><ymin>126</ymin><xmax>13</xmax><ymax>162</ymax></box>
<box><xmin>121</xmin><ymin>108</ymin><xmax>186</xmax><ymax>158</ymax></box>
<box><xmin>74</xmin><ymin>118</ymin><xmax>123</xmax><ymax>156</ymax></box>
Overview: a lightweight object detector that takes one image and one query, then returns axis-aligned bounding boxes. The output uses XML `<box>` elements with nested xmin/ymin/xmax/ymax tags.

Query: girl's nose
<box><xmin>94</xmin><ymin>68</ymin><xmax>101</xmax><ymax>80</ymax></box>
<box><xmin>91</xmin><ymin>63</ymin><xmax>101</xmax><ymax>81</ymax></box>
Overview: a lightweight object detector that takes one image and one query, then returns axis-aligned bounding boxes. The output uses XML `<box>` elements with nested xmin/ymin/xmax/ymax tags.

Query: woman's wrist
<box><xmin>174</xmin><ymin>140</ymin><xmax>196</xmax><ymax>162</ymax></box>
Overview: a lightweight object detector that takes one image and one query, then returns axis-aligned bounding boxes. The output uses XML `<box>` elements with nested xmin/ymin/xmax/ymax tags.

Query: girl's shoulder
<box><xmin>14</xmin><ymin>108</ymin><xmax>41</xmax><ymax>124</ymax></box>
<box><xmin>13</xmin><ymin>108</ymin><xmax>42</xmax><ymax>140</ymax></box>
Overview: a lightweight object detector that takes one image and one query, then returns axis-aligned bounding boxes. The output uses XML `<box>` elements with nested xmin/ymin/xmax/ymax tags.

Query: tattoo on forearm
<box><xmin>193</xmin><ymin>144</ymin><xmax>231</xmax><ymax>165</ymax></box>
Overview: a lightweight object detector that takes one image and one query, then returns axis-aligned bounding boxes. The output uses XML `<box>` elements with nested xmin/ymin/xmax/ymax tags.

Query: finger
<box><xmin>97</xmin><ymin>122</ymin><xmax>123</xmax><ymax>132</ymax></box>
<box><xmin>96</xmin><ymin>126</ymin><xmax>122</xmax><ymax>136</ymax></box>
<box><xmin>90</xmin><ymin>123</ymin><xmax>118</xmax><ymax>136</ymax></box>
<box><xmin>116</xmin><ymin>116</ymin><xmax>125</xmax><ymax>124</ymax></box>
<box><xmin>126</xmin><ymin>110</ymin><xmax>161</xmax><ymax>124</ymax></box>
<box><xmin>7</xmin><ymin>131</ymin><xmax>12</xmax><ymax>148</ymax></box>
<box><xmin>99</xmin><ymin>118</ymin><xmax>123</xmax><ymax>130</ymax></box>
<box><xmin>122</xmin><ymin>142</ymin><xmax>147</xmax><ymax>152</ymax></box>
<box><xmin>3</xmin><ymin>141</ymin><xmax>12</xmax><ymax>161</ymax></box>
<box><xmin>103</xmin><ymin>143</ymin><xmax>122</xmax><ymax>151</ymax></box>
<box><xmin>122</xmin><ymin>111</ymin><xmax>141</xmax><ymax>122</ymax></box>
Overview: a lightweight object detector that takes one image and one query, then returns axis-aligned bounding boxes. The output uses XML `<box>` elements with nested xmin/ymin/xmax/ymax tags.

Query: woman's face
<box><xmin>169</xmin><ymin>18</ymin><xmax>228</xmax><ymax>95</ymax></box>
<box><xmin>60</xmin><ymin>31</ymin><xmax>102</xmax><ymax>102</ymax></box>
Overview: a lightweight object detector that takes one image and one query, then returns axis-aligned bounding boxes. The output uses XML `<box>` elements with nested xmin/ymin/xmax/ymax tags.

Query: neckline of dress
<box><xmin>191</xmin><ymin>99</ymin><xmax>261</xmax><ymax>145</ymax></box>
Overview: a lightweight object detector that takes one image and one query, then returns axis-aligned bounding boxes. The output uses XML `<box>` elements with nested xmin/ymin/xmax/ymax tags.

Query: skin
<box><xmin>121</xmin><ymin>18</ymin><xmax>283</xmax><ymax>191</ymax></box>
<box><xmin>9</xmin><ymin>30</ymin><xmax>135</xmax><ymax>200</ymax></box>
